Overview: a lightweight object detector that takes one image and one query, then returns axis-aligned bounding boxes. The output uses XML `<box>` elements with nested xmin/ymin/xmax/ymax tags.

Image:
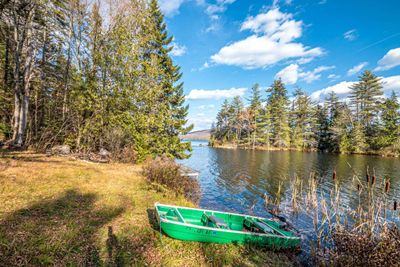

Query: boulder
<box><xmin>51</xmin><ymin>145</ymin><xmax>71</xmax><ymax>155</ymax></box>
<box><xmin>99</xmin><ymin>148</ymin><xmax>111</xmax><ymax>157</ymax></box>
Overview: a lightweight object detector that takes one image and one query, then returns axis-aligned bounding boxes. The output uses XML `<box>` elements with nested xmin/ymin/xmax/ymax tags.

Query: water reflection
<box><xmin>180</xmin><ymin>141</ymin><xmax>400</xmax><ymax>241</ymax></box>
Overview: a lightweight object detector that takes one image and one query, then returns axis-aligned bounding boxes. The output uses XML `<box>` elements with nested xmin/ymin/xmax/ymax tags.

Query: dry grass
<box><xmin>0</xmin><ymin>151</ymin><xmax>296</xmax><ymax>266</ymax></box>
<box><xmin>278</xmin><ymin>169</ymin><xmax>400</xmax><ymax>266</ymax></box>
<box><xmin>143</xmin><ymin>156</ymin><xmax>201</xmax><ymax>203</ymax></box>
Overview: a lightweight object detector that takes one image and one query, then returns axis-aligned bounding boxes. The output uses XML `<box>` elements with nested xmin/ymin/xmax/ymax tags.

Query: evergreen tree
<box><xmin>324</xmin><ymin>91</ymin><xmax>341</xmax><ymax>151</ymax></box>
<box><xmin>326</xmin><ymin>91</ymin><xmax>340</xmax><ymax>123</ymax></box>
<box><xmin>248</xmin><ymin>83</ymin><xmax>262</xmax><ymax>148</ymax></box>
<box><xmin>266</xmin><ymin>79</ymin><xmax>290</xmax><ymax>147</ymax></box>
<box><xmin>315</xmin><ymin>104</ymin><xmax>330</xmax><ymax>151</ymax></box>
<box><xmin>0</xmin><ymin>0</ymin><xmax>193</xmax><ymax>161</ymax></box>
<box><xmin>231</xmin><ymin>96</ymin><xmax>245</xmax><ymax>143</ymax></box>
<box><xmin>289</xmin><ymin>89</ymin><xmax>316</xmax><ymax>149</ymax></box>
<box><xmin>378</xmin><ymin>91</ymin><xmax>400</xmax><ymax>148</ymax></box>
<box><xmin>331</xmin><ymin>103</ymin><xmax>353</xmax><ymax>153</ymax></box>
<box><xmin>147</xmin><ymin>0</ymin><xmax>192</xmax><ymax>159</ymax></box>
<box><xmin>256</xmin><ymin>107</ymin><xmax>272</xmax><ymax>146</ymax></box>
<box><xmin>349</xmin><ymin>70</ymin><xmax>383</xmax><ymax>148</ymax></box>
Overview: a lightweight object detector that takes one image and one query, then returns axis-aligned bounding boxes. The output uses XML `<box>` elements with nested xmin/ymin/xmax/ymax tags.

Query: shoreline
<box><xmin>210</xmin><ymin>143</ymin><xmax>399</xmax><ymax>158</ymax></box>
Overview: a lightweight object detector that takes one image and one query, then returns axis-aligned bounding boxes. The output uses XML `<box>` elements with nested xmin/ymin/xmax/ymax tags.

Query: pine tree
<box><xmin>349</xmin><ymin>70</ymin><xmax>383</xmax><ymax>149</ymax></box>
<box><xmin>378</xmin><ymin>91</ymin><xmax>400</xmax><ymax>148</ymax></box>
<box><xmin>326</xmin><ymin>91</ymin><xmax>340</xmax><ymax>122</ymax></box>
<box><xmin>325</xmin><ymin>91</ymin><xmax>341</xmax><ymax>151</ymax></box>
<box><xmin>248</xmin><ymin>83</ymin><xmax>262</xmax><ymax>148</ymax></box>
<box><xmin>147</xmin><ymin>0</ymin><xmax>192</xmax><ymax>159</ymax></box>
<box><xmin>315</xmin><ymin>104</ymin><xmax>330</xmax><ymax>151</ymax></box>
<box><xmin>256</xmin><ymin>107</ymin><xmax>272</xmax><ymax>146</ymax></box>
<box><xmin>266</xmin><ymin>79</ymin><xmax>290</xmax><ymax>147</ymax></box>
<box><xmin>231</xmin><ymin>96</ymin><xmax>245</xmax><ymax>144</ymax></box>
<box><xmin>335</xmin><ymin>103</ymin><xmax>353</xmax><ymax>153</ymax></box>
<box><xmin>289</xmin><ymin>89</ymin><xmax>316</xmax><ymax>149</ymax></box>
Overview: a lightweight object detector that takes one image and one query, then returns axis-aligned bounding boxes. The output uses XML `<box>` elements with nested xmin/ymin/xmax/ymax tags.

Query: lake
<box><xmin>180</xmin><ymin>140</ymin><xmax>400</xmax><ymax>251</ymax></box>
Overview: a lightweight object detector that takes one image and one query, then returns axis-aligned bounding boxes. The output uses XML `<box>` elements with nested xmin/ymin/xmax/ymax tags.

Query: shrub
<box><xmin>143</xmin><ymin>156</ymin><xmax>201</xmax><ymax>203</ymax></box>
<box><xmin>0</xmin><ymin>122</ymin><xmax>11</xmax><ymax>141</ymax></box>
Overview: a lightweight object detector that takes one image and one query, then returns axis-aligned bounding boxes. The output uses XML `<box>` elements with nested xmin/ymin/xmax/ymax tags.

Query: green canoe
<box><xmin>155</xmin><ymin>203</ymin><xmax>301</xmax><ymax>249</ymax></box>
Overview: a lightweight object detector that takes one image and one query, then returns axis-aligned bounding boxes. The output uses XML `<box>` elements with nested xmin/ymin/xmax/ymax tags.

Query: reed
<box><xmin>264</xmin><ymin>166</ymin><xmax>399</xmax><ymax>266</ymax></box>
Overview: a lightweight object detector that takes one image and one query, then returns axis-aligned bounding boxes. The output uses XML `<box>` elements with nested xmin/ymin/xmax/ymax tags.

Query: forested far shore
<box><xmin>210</xmin><ymin>71</ymin><xmax>400</xmax><ymax>156</ymax></box>
<box><xmin>0</xmin><ymin>0</ymin><xmax>192</xmax><ymax>161</ymax></box>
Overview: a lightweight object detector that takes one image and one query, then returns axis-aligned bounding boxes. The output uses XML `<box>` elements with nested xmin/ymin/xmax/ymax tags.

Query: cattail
<box><xmin>394</xmin><ymin>200</ymin><xmax>397</xmax><ymax>211</ymax></box>
<box><xmin>385</xmin><ymin>179</ymin><xmax>390</xmax><ymax>193</ymax></box>
<box><xmin>333</xmin><ymin>170</ymin><xmax>336</xmax><ymax>180</ymax></box>
<box><xmin>357</xmin><ymin>184</ymin><xmax>360</xmax><ymax>191</ymax></box>
<box><xmin>371</xmin><ymin>175</ymin><xmax>376</xmax><ymax>185</ymax></box>
<box><xmin>366</xmin><ymin>173</ymin><xmax>370</xmax><ymax>183</ymax></box>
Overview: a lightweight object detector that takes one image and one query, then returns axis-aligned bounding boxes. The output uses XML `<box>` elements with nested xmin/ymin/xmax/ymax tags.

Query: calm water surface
<box><xmin>180</xmin><ymin>140</ymin><xmax>400</xmax><ymax>249</ymax></box>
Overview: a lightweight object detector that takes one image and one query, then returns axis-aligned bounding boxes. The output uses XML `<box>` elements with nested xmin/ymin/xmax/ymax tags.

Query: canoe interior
<box><xmin>155</xmin><ymin>203</ymin><xmax>297</xmax><ymax>238</ymax></box>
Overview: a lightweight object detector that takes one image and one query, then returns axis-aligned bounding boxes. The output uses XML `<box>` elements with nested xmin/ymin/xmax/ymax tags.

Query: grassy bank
<box><xmin>0</xmin><ymin>152</ymin><xmax>296</xmax><ymax>266</ymax></box>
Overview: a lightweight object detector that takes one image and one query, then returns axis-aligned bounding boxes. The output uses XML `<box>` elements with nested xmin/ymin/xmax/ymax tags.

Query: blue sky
<box><xmin>159</xmin><ymin>0</ymin><xmax>400</xmax><ymax>131</ymax></box>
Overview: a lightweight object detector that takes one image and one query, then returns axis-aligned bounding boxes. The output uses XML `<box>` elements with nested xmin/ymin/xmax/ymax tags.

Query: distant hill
<box><xmin>180</xmin><ymin>129</ymin><xmax>211</xmax><ymax>140</ymax></box>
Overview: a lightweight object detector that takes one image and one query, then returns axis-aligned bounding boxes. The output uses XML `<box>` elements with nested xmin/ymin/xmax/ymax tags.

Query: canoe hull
<box><xmin>155</xmin><ymin>203</ymin><xmax>301</xmax><ymax>249</ymax></box>
<box><xmin>160</xmin><ymin>219</ymin><xmax>300</xmax><ymax>248</ymax></box>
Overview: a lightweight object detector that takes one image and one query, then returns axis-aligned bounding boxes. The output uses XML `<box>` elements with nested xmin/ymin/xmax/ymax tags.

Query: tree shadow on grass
<box><xmin>0</xmin><ymin>189</ymin><xmax>124</xmax><ymax>266</ymax></box>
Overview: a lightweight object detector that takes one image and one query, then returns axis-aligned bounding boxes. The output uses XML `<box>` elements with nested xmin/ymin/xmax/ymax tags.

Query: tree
<box><xmin>378</xmin><ymin>91</ymin><xmax>400</xmax><ymax>148</ymax></box>
<box><xmin>231</xmin><ymin>96</ymin><xmax>245</xmax><ymax>143</ymax></box>
<box><xmin>324</xmin><ymin>91</ymin><xmax>341</xmax><ymax>151</ymax></box>
<box><xmin>330</xmin><ymin>103</ymin><xmax>353</xmax><ymax>153</ymax></box>
<box><xmin>248</xmin><ymin>83</ymin><xmax>262</xmax><ymax>148</ymax></box>
<box><xmin>315</xmin><ymin>104</ymin><xmax>330</xmax><ymax>151</ymax></box>
<box><xmin>0</xmin><ymin>0</ymin><xmax>193</xmax><ymax>161</ymax></box>
<box><xmin>146</xmin><ymin>0</ymin><xmax>192</xmax><ymax>159</ymax></box>
<box><xmin>349</xmin><ymin>70</ymin><xmax>383</xmax><ymax>148</ymax></box>
<box><xmin>266</xmin><ymin>79</ymin><xmax>290</xmax><ymax>147</ymax></box>
<box><xmin>289</xmin><ymin>88</ymin><xmax>317</xmax><ymax>149</ymax></box>
<box><xmin>1</xmin><ymin>0</ymin><xmax>42</xmax><ymax>145</ymax></box>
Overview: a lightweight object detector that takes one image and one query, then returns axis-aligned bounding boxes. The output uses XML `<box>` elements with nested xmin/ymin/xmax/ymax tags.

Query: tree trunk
<box><xmin>16</xmin><ymin>94</ymin><xmax>28</xmax><ymax>145</ymax></box>
<box><xmin>63</xmin><ymin>18</ymin><xmax>73</xmax><ymax>121</ymax></box>
<box><xmin>4</xmin><ymin>38</ymin><xmax>9</xmax><ymax>87</ymax></box>
<box><xmin>11</xmin><ymin>5</ymin><xmax>36</xmax><ymax>146</ymax></box>
<box><xmin>12</xmin><ymin>91</ymin><xmax>21</xmax><ymax>141</ymax></box>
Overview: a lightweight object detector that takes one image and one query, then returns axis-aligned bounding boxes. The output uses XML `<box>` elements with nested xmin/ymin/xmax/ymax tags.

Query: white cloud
<box><xmin>275</xmin><ymin>64</ymin><xmax>299</xmax><ymax>84</ymax></box>
<box><xmin>382</xmin><ymin>75</ymin><xmax>400</xmax><ymax>92</ymax></box>
<box><xmin>240</xmin><ymin>9</ymin><xmax>302</xmax><ymax>42</ymax></box>
<box><xmin>186</xmin><ymin>88</ymin><xmax>247</xmax><ymax>100</ymax></box>
<box><xmin>159</xmin><ymin>0</ymin><xmax>185</xmax><ymax>17</ymax></box>
<box><xmin>211</xmin><ymin>35</ymin><xmax>323</xmax><ymax>69</ymax></box>
<box><xmin>343</xmin><ymin>29</ymin><xmax>358</xmax><ymax>41</ymax></box>
<box><xmin>199</xmin><ymin>0</ymin><xmax>236</xmax><ymax>32</ymax></box>
<box><xmin>275</xmin><ymin>64</ymin><xmax>334</xmax><ymax>84</ymax></box>
<box><xmin>210</xmin><ymin>8</ymin><xmax>323</xmax><ymax>69</ymax></box>
<box><xmin>206</xmin><ymin>4</ymin><xmax>226</xmax><ymax>15</ymax></box>
<box><xmin>374</xmin><ymin>48</ymin><xmax>400</xmax><ymax>71</ymax></box>
<box><xmin>310</xmin><ymin>75</ymin><xmax>400</xmax><ymax>102</ymax></box>
<box><xmin>310</xmin><ymin>81</ymin><xmax>355</xmax><ymax>101</ymax></box>
<box><xmin>347</xmin><ymin>62</ymin><xmax>368</xmax><ymax>76</ymax></box>
<box><xmin>328</xmin><ymin>74</ymin><xmax>340</xmax><ymax>80</ymax></box>
<box><xmin>170</xmin><ymin>42</ymin><xmax>187</xmax><ymax>56</ymax></box>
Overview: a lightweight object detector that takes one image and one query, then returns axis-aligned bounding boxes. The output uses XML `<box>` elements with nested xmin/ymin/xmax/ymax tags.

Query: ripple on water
<box><xmin>179</xmin><ymin>145</ymin><xmax>400</xmax><ymax>252</ymax></box>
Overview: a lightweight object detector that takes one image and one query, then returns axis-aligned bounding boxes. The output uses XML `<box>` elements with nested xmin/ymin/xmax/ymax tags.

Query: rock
<box><xmin>51</xmin><ymin>145</ymin><xmax>71</xmax><ymax>155</ymax></box>
<box><xmin>99</xmin><ymin>148</ymin><xmax>111</xmax><ymax>157</ymax></box>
